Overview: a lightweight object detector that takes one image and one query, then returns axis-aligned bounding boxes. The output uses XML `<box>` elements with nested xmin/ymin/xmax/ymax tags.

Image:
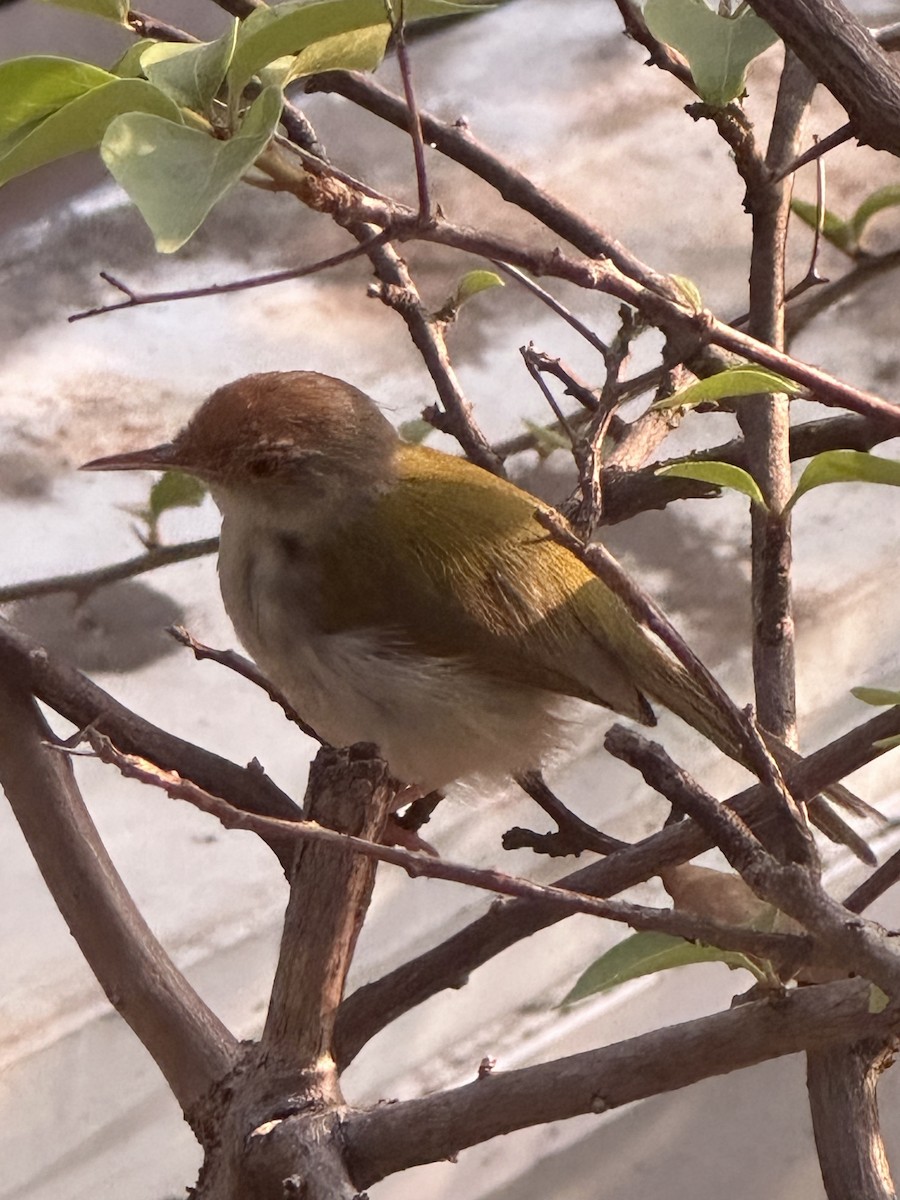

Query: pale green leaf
<box><xmin>644</xmin><ymin>0</ymin><xmax>777</xmax><ymax>105</ymax></box>
<box><xmin>141</xmin><ymin>20</ymin><xmax>239</xmax><ymax>112</ymax></box>
<box><xmin>656</xmin><ymin>460</ymin><xmax>767</xmax><ymax>508</ymax></box>
<box><xmin>851</xmin><ymin>687</ymin><xmax>900</xmax><ymax>708</ymax></box>
<box><xmin>285</xmin><ymin>24</ymin><xmax>391</xmax><ymax>82</ymax></box>
<box><xmin>455</xmin><ymin>269</ymin><xmax>505</xmax><ymax>303</ymax></box>
<box><xmin>110</xmin><ymin>40</ymin><xmax>157</xmax><ymax>80</ymax></box>
<box><xmin>148</xmin><ymin>471</ymin><xmax>207</xmax><ymax>520</ymax></box>
<box><xmin>869</xmin><ymin>985</ymin><xmax>890</xmax><ymax>1014</ymax></box>
<box><xmin>0</xmin><ymin>57</ymin><xmax>115</xmax><ymax>140</ymax></box>
<box><xmin>398</xmin><ymin>418</ymin><xmax>435</xmax><ymax>445</ymax></box>
<box><xmin>563</xmin><ymin>930</ymin><xmax>763</xmax><ymax>1004</ymax></box>
<box><xmin>37</xmin><ymin>0</ymin><xmax>128</xmax><ymax>21</ymax></box>
<box><xmin>0</xmin><ymin>78</ymin><xmax>182</xmax><ymax>189</ymax></box>
<box><xmin>669</xmin><ymin>273</ymin><xmax>703</xmax><ymax>311</ymax></box>
<box><xmin>787</xmin><ymin>450</ymin><xmax>900</xmax><ymax>512</ymax></box>
<box><xmin>229</xmin><ymin>0</ymin><xmax>486</xmax><ymax>96</ymax></box>
<box><xmin>850</xmin><ymin>184</ymin><xmax>900</xmax><ymax>243</ymax></box>
<box><xmin>790</xmin><ymin>197</ymin><xmax>855</xmax><ymax>253</ymax></box>
<box><xmin>652</xmin><ymin>364</ymin><xmax>801</xmax><ymax>411</ymax></box>
<box><xmin>100</xmin><ymin>86</ymin><xmax>282</xmax><ymax>252</ymax></box>
<box><xmin>874</xmin><ymin>735</ymin><xmax>900</xmax><ymax>751</ymax></box>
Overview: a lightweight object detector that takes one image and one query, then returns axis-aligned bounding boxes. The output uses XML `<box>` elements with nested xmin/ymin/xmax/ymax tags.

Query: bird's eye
<box><xmin>246</xmin><ymin>454</ymin><xmax>280</xmax><ymax>477</ymax></box>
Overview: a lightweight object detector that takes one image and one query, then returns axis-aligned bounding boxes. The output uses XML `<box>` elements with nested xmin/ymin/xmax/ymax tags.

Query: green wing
<box><xmin>318</xmin><ymin>445</ymin><xmax>657</xmax><ymax>724</ymax></box>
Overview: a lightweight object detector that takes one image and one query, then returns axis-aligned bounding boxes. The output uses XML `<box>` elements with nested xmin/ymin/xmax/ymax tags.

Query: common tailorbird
<box><xmin>81</xmin><ymin>370</ymin><xmax>874</xmax><ymax>852</ymax></box>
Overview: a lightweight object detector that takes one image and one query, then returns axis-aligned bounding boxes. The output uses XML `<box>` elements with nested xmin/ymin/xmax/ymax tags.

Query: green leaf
<box><xmin>563</xmin><ymin>930</ymin><xmax>763</xmax><ymax>1004</ymax></box>
<box><xmin>652</xmin><ymin>364</ymin><xmax>801</xmax><ymax>411</ymax></box>
<box><xmin>229</xmin><ymin>0</ymin><xmax>485</xmax><ymax>96</ymax></box>
<box><xmin>869</xmin><ymin>985</ymin><xmax>890</xmax><ymax>1014</ymax></box>
<box><xmin>786</xmin><ymin>450</ymin><xmax>900</xmax><ymax>512</ymax></box>
<box><xmin>398</xmin><ymin>418</ymin><xmax>435</xmax><ymax>445</ymax></box>
<box><xmin>851</xmin><ymin>687</ymin><xmax>900</xmax><ymax>708</ymax></box>
<box><xmin>148</xmin><ymin>471</ymin><xmax>207</xmax><ymax>520</ymax></box>
<box><xmin>849</xmin><ymin>184</ymin><xmax>900</xmax><ymax>244</ymax></box>
<box><xmin>790</xmin><ymin>197</ymin><xmax>855</xmax><ymax>254</ymax></box>
<box><xmin>874</xmin><ymin>735</ymin><xmax>900</xmax><ymax>751</ymax></box>
<box><xmin>455</xmin><ymin>269</ymin><xmax>505</xmax><ymax>303</ymax></box>
<box><xmin>100</xmin><ymin>85</ymin><xmax>282</xmax><ymax>253</ymax></box>
<box><xmin>656</xmin><ymin>460</ymin><xmax>767</xmax><ymax>508</ymax></box>
<box><xmin>0</xmin><ymin>78</ymin><xmax>182</xmax><ymax>189</ymax></box>
<box><xmin>36</xmin><ymin>0</ymin><xmax>128</xmax><ymax>20</ymax></box>
<box><xmin>0</xmin><ymin>57</ymin><xmax>115</xmax><ymax>140</ymax></box>
<box><xmin>643</xmin><ymin>0</ymin><xmax>777</xmax><ymax>105</ymax></box>
<box><xmin>141</xmin><ymin>21</ymin><xmax>240</xmax><ymax>112</ymax></box>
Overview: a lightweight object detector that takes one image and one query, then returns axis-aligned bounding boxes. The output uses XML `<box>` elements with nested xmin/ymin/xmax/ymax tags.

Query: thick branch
<box><xmin>0</xmin><ymin>617</ymin><xmax>303</xmax><ymax>843</ymax></box>
<box><xmin>344</xmin><ymin>980</ymin><xmax>899</xmax><ymax>1188</ymax></box>
<box><xmin>746</xmin><ymin>0</ymin><xmax>900</xmax><ymax>157</ymax></box>
<box><xmin>0</xmin><ymin>678</ymin><xmax>237</xmax><ymax>1122</ymax></box>
<box><xmin>334</xmin><ymin>707</ymin><xmax>900</xmax><ymax>1067</ymax></box>
<box><xmin>808</xmin><ymin>1040</ymin><xmax>898</xmax><ymax>1199</ymax></box>
<box><xmin>262</xmin><ymin>746</ymin><xmax>395</xmax><ymax>1075</ymax></box>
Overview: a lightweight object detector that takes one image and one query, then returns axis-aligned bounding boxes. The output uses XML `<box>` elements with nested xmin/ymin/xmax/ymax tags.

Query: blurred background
<box><xmin>2</xmin><ymin>1</ymin><xmax>900</xmax><ymax>1196</ymax></box>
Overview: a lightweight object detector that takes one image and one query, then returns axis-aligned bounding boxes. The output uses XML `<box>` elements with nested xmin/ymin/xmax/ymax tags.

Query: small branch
<box><xmin>343</xmin><ymin>980</ymin><xmax>900</xmax><ymax>1188</ymax></box>
<box><xmin>844</xmin><ymin>846</ymin><xmax>900</xmax><ymax>916</ymax></box>
<box><xmin>514</xmin><ymin>770</ymin><xmax>628</xmax><ymax>857</ymax></box>
<box><xmin>613</xmin><ymin>0</ymin><xmax>696</xmax><ymax>90</ymax></box>
<box><xmin>492</xmin><ymin>261</ymin><xmax>611</xmax><ymax>358</ymax></box>
<box><xmin>69</xmin><ymin>235</ymin><xmax>392</xmax><ymax>322</ymax></box>
<box><xmin>360</xmin><ymin>230</ymin><xmax>503</xmax><ymax>473</ymax></box>
<box><xmin>0</xmin><ymin>537</ymin><xmax>218</xmax><ymax>604</ymax></box>
<box><xmin>738</xmin><ymin>52</ymin><xmax>815</xmax><ymax>753</ymax></box>
<box><xmin>0</xmin><ymin>616</ymin><xmax>303</xmax><ymax>835</ymax></box>
<box><xmin>77</xmin><ymin>728</ymin><xmax>807</xmax><ymax>963</ymax></box>
<box><xmin>388</xmin><ymin>1</ymin><xmax>434</xmax><ymax>225</ymax></box>
<box><xmin>786</xmin><ymin>248</ymin><xmax>900</xmax><ymax>341</ymax></box>
<box><xmin>0</xmin><ymin>678</ymin><xmax>238</xmax><ymax>1123</ymax></box>
<box><xmin>306</xmin><ymin>70</ymin><xmax>680</xmax><ymax>298</ymax></box>
<box><xmin>417</xmin><ymin>220</ymin><xmax>900</xmax><ymax>430</ymax></box>
<box><xmin>168</xmin><ymin>625</ymin><xmax>325</xmax><ymax>743</ymax></box>
<box><xmin>127</xmin><ymin>10</ymin><xmax>198</xmax><ymax>42</ymax></box>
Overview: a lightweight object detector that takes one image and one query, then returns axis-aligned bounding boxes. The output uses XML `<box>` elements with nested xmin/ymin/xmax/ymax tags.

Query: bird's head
<box><xmin>82</xmin><ymin>371</ymin><xmax>400</xmax><ymax>496</ymax></box>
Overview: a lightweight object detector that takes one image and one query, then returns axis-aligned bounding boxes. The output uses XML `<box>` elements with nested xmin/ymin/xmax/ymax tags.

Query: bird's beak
<box><xmin>80</xmin><ymin>443</ymin><xmax>179</xmax><ymax>473</ymax></box>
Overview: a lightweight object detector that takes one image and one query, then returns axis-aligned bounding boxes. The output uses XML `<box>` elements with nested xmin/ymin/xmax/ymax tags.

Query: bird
<box><xmin>81</xmin><ymin>370</ymin><xmax>874</xmax><ymax>851</ymax></box>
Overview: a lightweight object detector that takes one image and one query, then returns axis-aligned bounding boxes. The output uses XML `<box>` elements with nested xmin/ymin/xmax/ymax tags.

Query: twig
<box><xmin>167</xmin><ymin>625</ymin><xmax>325</xmax><ymax>743</ymax></box>
<box><xmin>387</xmin><ymin>0</ymin><xmax>434</xmax><ymax>225</ymax></box>
<box><xmin>492</xmin><ymin>260</ymin><xmax>611</xmax><ymax>357</ymax></box>
<box><xmin>844</xmin><ymin>846</ymin><xmax>900</xmax><ymax>916</ymax></box>
<box><xmin>514</xmin><ymin>770</ymin><xmax>628</xmax><ymax>857</ymax></box>
<box><xmin>69</xmin><ymin>235</ymin><xmax>392</xmax><ymax>321</ymax></box>
<box><xmin>262</xmin><ymin>746</ymin><xmax>396</xmax><ymax>1076</ymax></box>
<box><xmin>76</xmin><ymin>727</ymin><xmax>808</xmax><ymax>961</ymax></box>
<box><xmin>0</xmin><ymin>537</ymin><xmax>218</xmax><ymax>604</ymax></box>
<box><xmin>0</xmin><ymin>616</ymin><xmax>303</xmax><ymax>835</ymax></box>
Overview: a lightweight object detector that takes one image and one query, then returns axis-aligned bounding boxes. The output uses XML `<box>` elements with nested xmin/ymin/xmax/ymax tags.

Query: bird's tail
<box><xmin>634</xmin><ymin>648</ymin><xmax>880</xmax><ymax>864</ymax></box>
